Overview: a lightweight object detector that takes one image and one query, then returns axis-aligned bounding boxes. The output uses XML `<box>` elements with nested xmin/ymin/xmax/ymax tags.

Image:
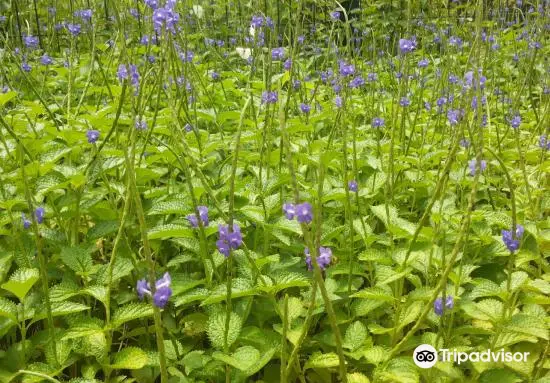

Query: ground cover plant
<box><xmin>0</xmin><ymin>0</ymin><xmax>549</xmax><ymax>382</ymax></box>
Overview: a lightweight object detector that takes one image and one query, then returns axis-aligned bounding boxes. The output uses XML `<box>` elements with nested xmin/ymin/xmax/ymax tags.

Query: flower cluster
<box><xmin>261</xmin><ymin>91</ymin><xmax>278</xmax><ymax>105</ymax></box>
<box><xmin>152</xmin><ymin>1</ymin><xmax>180</xmax><ymax>34</ymax></box>
<box><xmin>399</xmin><ymin>37</ymin><xmax>417</xmax><ymax>54</ymax></box>
<box><xmin>216</xmin><ymin>224</ymin><xmax>242</xmax><ymax>257</ymax></box>
<box><xmin>117</xmin><ymin>64</ymin><xmax>140</xmax><ymax>93</ymax></box>
<box><xmin>434</xmin><ymin>296</ymin><xmax>454</xmax><ymax>316</ymax></box>
<box><xmin>348</xmin><ymin>180</ymin><xmax>358</xmax><ymax>192</ymax></box>
<box><xmin>187</xmin><ymin>206</ymin><xmax>209</xmax><ymax>228</ymax></box>
<box><xmin>539</xmin><ymin>135</ymin><xmax>550</xmax><ymax>151</ymax></box>
<box><xmin>136</xmin><ymin>272</ymin><xmax>172</xmax><ymax>308</ymax></box>
<box><xmin>283</xmin><ymin>202</ymin><xmax>313</xmax><ymax>224</ymax></box>
<box><xmin>22</xmin><ymin>207</ymin><xmax>45</xmax><ymax>228</ymax></box>
<box><xmin>502</xmin><ymin>224</ymin><xmax>524</xmax><ymax>252</ymax></box>
<box><xmin>468</xmin><ymin>159</ymin><xmax>487</xmax><ymax>176</ymax></box>
<box><xmin>305</xmin><ymin>247</ymin><xmax>332</xmax><ymax>271</ymax></box>
<box><xmin>86</xmin><ymin>130</ymin><xmax>100</xmax><ymax>143</ymax></box>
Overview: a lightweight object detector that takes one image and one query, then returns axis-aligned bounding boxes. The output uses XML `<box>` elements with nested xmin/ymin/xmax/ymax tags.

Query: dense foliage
<box><xmin>0</xmin><ymin>0</ymin><xmax>549</xmax><ymax>382</ymax></box>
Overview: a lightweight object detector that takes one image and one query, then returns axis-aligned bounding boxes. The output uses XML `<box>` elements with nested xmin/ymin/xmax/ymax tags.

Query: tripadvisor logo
<box><xmin>413</xmin><ymin>344</ymin><xmax>529</xmax><ymax>369</ymax></box>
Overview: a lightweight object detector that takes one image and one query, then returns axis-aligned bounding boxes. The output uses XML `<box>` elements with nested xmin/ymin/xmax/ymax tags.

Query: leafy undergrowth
<box><xmin>0</xmin><ymin>1</ymin><xmax>549</xmax><ymax>383</ymax></box>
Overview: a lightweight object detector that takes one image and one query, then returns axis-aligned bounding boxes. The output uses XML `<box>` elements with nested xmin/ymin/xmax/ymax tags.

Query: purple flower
<box><xmin>66</xmin><ymin>23</ymin><xmax>81</xmax><ymax>36</ymax></box>
<box><xmin>349</xmin><ymin>76</ymin><xmax>365</xmax><ymax>88</ymax></box>
<box><xmin>300</xmin><ymin>103</ymin><xmax>311</xmax><ymax>114</ymax></box>
<box><xmin>305</xmin><ymin>247</ymin><xmax>332</xmax><ymax>271</ymax></box>
<box><xmin>144</xmin><ymin>0</ymin><xmax>159</xmax><ymax>9</ymax></box>
<box><xmin>135</xmin><ymin>120</ymin><xmax>147</xmax><ymax>131</ymax></box>
<box><xmin>283</xmin><ymin>203</ymin><xmax>295</xmax><ymax>220</ymax></box>
<box><xmin>211</xmin><ymin>71</ymin><xmax>220</xmax><ymax>81</ymax></box>
<box><xmin>22</xmin><ymin>213</ymin><xmax>31</xmax><ymax>229</ymax></box>
<box><xmin>510</xmin><ymin>114</ymin><xmax>521</xmax><ymax>129</ymax></box>
<box><xmin>75</xmin><ymin>9</ymin><xmax>92</xmax><ymax>21</ymax></box>
<box><xmin>24</xmin><ymin>35</ymin><xmax>39</xmax><ymax>49</ymax></box>
<box><xmin>21</xmin><ymin>62</ymin><xmax>32</xmax><ymax>72</ymax></box>
<box><xmin>330</xmin><ymin>11</ymin><xmax>340</xmax><ymax>20</ymax></box>
<box><xmin>418</xmin><ymin>58</ymin><xmax>429</xmax><ymax>68</ymax></box>
<box><xmin>400</xmin><ymin>97</ymin><xmax>410</xmax><ymax>107</ymax></box>
<box><xmin>117</xmin><ymin>64</ymin><xmax>128</xmax><ymax>82</ymax></box>
<box><xmin>136</xmin><ymin>279</ymin><xmax>151</xmax><ymax>299</ymax></box>
<box><xmin>460</xmin><ymin>138</ymin><xmax>470</xmax><ymax>148</ymax></box>
<box><xmin>424</xmin><ymin>102</ymin><xmax>431</xmax><ymax>111</ymax></box>
<box><xmin>348</xmin><ymin>180</ymin><xmax>358</xmax><ymax>192</ymax></box>
<box><xmin>447</xmin><ymin>109</ymin><xmax>460</xmax><ymax>126</ymax></box>
<box><xmin>34</xmin><ymin>207</ymin><xmax>44</xmax><ymax>224</ymax></box>
<box><xmin>86</xmin><ymin>130</ymin><xmax>100</xmax><ymax>143</ymax></box>
<box><xmin>335</xmin><ymin>96</ymin><xmax>343</xmax><ymax>108</ymax></box>
<box><xmin>399</xmin><ymin>38</ymin><xmax>416</xmax><ymax>54</ymax></box>
<box><xmin>539</xmin><ymin>135</ymin><xmax>550</xmax><ymax>150</ymax></box>
<box><xmin>367</xmin><ymin>72</ymin><xmax>378</xmax><ymax>82</ymax></box>
<box><xmin>261</xmin><ymin>91</ymin><xmax>278</xmax><ymax>105</ymax></box>
<box><xmin>250</xmin><ymin>15</ymin><xmax>264</xmax><ymax>28</ymax></box>
<box><xmin>153</xmin><ymin>286</ymin><xmax>172</xmax><ymax>308</ymax></box>
<box><xmin>502</xmin><ymin>224</ymin><xmax>524</xmax><ymax>252</ymax></box>
<box><xmin>185</xmin><ymin>123</ymin><xmax>193</xmax><ymax>132</ymax></box>
<box><xmin>217</xmin><ymin>224</ymin><xmax>242</xmax><ymax>257</ymax></box>
<box><xmin>338</xmin><ymin>61</ymin><xmax>355</xmax><ymax>77</ymax></box>
<box><xmin>129</xmin><ymin>64</ymin><xmax>140</xmax><ymax>90</ymax></box>
<box><xmin>296</xmin><ymin>202</ymin><xmax>313</xmax><ymax>224</ymax></box>
<box><xmin>468</xmin><ymin>159</ymin><xmax>487</xmax><ymax>176</ymax></box>
<box><xmin>297</xmin><ymin>35</ymin><xmax>305</xmax><ymax>44</ymax></box>
<box><xmin>293</xmin><ymin>79</ymin><xmax>301</xmax><ymax>90</ymax></box>
<box><xmin>153</xmin><ymin>6</ymin><xmax>179</xmax><ymax>33</ymax></box>
<box><xmin>434</xmin><ymin>296</ymin><xmax>454</xmax><ymax>316</ymax></box>
<box><xmin>40</xmin><ymin>54</ymin><xmax>53</xmax><ymax>66</ymax></box>
<box><xmin>271</xmin><ymin>47</ymin><xmax>285</xmax><ymax>60</ymax></box>
<box><xmin>283</xmin><ymin>59</ymin><xmax>292</xmax><ymax>71</ymax></box>
<box><xmin>372</xmin><ymin>117</ymin><xmax>385</xmax><ymax>127</ymax></box>
<box><xmin>187</xmin><ymin>206</ymin><xmax>209</xmax><ymax>228</ymax></box>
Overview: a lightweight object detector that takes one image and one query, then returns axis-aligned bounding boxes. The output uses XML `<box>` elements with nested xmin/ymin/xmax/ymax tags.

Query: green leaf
<box><xmin>0</xmin><ymin>297</ymin><xmax>18</xmax><ymax>322</ymax></box>
<box><xmin>479</xmin><ymin>368</ymin><xmax>521</xmax><ymax>383</ymax></box>
<box><xmin>207</xmin><ymin>311</ymin><xmax>242</xmax><ymax>350</ymax></box>
<box><xmin>240</xmin><ymin>206</ymin><xmax>265</xmax><ymax>224</ymax></box>
<box><xmin>212</xmin><ymin>346</ymin><xmax>260</xmax><ymax>372</ymax></box>
<box><xmin>305</xmin><ymin>352</ymin><xmax>340</xmax><ymax>369</ymax></box>
<box><xmin>111</xmin><ymin>303</ymin><xmax>154</xmax><ymax>328</ymax></box>
<box><xmin>351</xmin><ymin>286</ymin><xmax>395</xmax><ymax>302</ymax></box>
<box><xmin>60</xmin><ymin>245</ymin><xmax>94</xmax><ymax>274</ymax></box>
<box><xmin>506</xmin><ymin>314</ymin><xmax>549</xmax><ymax>340</ymax></box>
<box><xmin>148</xmin><ymin>224</ymin><xmax>195</xmax><ymax>240</ymax></box>
<box><xmin>398</xmin><ymin>301</ymin><xmax>423</xmax><ymax>330</ymax></box>
<box><xmin>344</xmin><ymin>321</ymin><xmax>368</xmax><ymax>351</ymax></box>
<box><xmin>110</xmin><ymin>347</ymin><xmax>148</xmax><ymax>369</ymax></box>
<box><xmin>362</xmin><ymin>346</ymin><xmax>389</xmax><ymax>365</ymax></box>
<box><xmin>347</xmin><ymin>372</ymin><xmax>371</xmax><ymax>383</ymax></box>
<box><xmin>148</xmin><ymin>199</ymin><xmax>189</xmax><ymax>215</ymax></box>
<box><xmin>2</xmin><ymin>268</ymin><xmax>39</xmax><ymax>301</ymax></box>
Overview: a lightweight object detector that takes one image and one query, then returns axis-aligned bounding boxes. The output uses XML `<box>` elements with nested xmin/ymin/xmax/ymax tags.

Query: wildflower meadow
<box><xmin>0</xmin><ymin>0</ymin><xmax>549</xmax><ymax>382</ymax></box>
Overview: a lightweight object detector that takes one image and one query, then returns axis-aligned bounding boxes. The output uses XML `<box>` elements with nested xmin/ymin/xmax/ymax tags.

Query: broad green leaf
<box><xmin>212</xmin><ymin>346</ymin><xmax>260</xmax><ymax>371</ymax></box>
<box><xmin>2</xmin><ymin>268</ymin><xmax>39</xmax><ymax>301</ymax></box>
<box><xmin>148</xmin><ymin>224</ymin><xmax>195</xmax><ymax>240</ymax></box>
<box><xmin>347</xmin><ymin>372</ymin><xmax>371</xmax><ymax>383</ymax></box>
<box><xmin>60</xmin><ymin>245</ymin><xmax>94</xmax><ymax>274</ymax></box>
<box><xmin>0</xmin><ymin>297</ymin><xmax>18</xmax><ymax>322</ymax></box>
<box><xmin>344</xmin><ymin>321</ymin><xmax>368</xmax><ymax>351</ymax></box>
<box><xmin>304</xmin><ymin>352</ymin><xmax>340</xmax><ymax>369</ymax></box>
<box><xmin>110</xmin><ymin>347</ymin><xmax>148</xmax><ymax>369</ymax></box>
<box><xmin>352</xmin><ymin>286</ymin><xmax>395</xmax><ymax>302</ymax></box>
<box><xmin>111</xmin><ymin>303</ymin><xmax>154</xmax><ymax>328</ymax></box>
<box><xmin>207</xmin><ymin>311</ymin><xmax>242</xmax><ymax>350</ymax></box>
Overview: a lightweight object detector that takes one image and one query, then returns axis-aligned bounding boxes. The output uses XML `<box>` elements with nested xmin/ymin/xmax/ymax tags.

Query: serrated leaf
<box><xmin>352</xmin><ymin>286</ymin><xmax>395</xmax><ymax>302</ymax></box>
<box><xmin>2</xmin><ymin>268</ymin><xmax>39</xmax><ymax>301</ymax></box>
<box><xmin>470</xmin><ymin>279</ymin><xmax>502</xmax><ymax>300</ymax></box>
<box><xmin>212</xmin><ymin>346</ymin><xmax>260</xmax><ymax>371</ymax></box>
<box><xmin>0</xmin><ymin>297</ymin><xmax>18</xmax><ymax>322</ymax></box>
<box><xmin>362</xmin><ymin>346</ymin><xmax>389</xmax><ymax>364</ymax></box>
<box><xmin>111</xmin><ymin>303</ymin><xmax>154</xmax><ymax>328</ymax></box>
<box><xmin>207</xmin><ymin>311</ymin><xmax>242</xmax><ymax>350</ymax></box>
<box><xmin>60</xmin><ymin>245</ymin><xmax>94</xmax><ymax>274</ymax></box>
<box><xmin>344</xmin><ymin>321</ymin><xmax>368</xmax><ymax>351</ymax></box>
<box><xmin>148</xmin><ymin>224</ymin><xmax>194</xmax><ymax>240</ymax></box>
<box><xmin>479</xmin><ymin>368</ymin><xmax>521</xmax><ymax>383</ymax></box>
<box><xmin>148</xmin><ymin>199</ymin><xmax>189</xmax><ymax>215</ymax></box>
<box><xmin>110</xmin><ymin>347</ymin><xmax>148</xmax><ymax>369</ymax></box>
<box><xmin>347</xmin><ymin>372</ymin><xmax>371</xmax><ymax>383</ymax></box>
<box><xmin>305</xmin><ymin>352</ymin><xmax>340</xmax><ymax>369</ymax></box>
<box><xmin>506</xmin><ymin>314</ymin><xmax>549</xmax><ymax>340</ymax></box>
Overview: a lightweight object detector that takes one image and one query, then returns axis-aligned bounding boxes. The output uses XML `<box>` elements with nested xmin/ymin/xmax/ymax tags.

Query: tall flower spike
<box><xmin>296</xmin><ymin>202</ymin><xmax>313</xmax><ymax>224</ymax></box>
